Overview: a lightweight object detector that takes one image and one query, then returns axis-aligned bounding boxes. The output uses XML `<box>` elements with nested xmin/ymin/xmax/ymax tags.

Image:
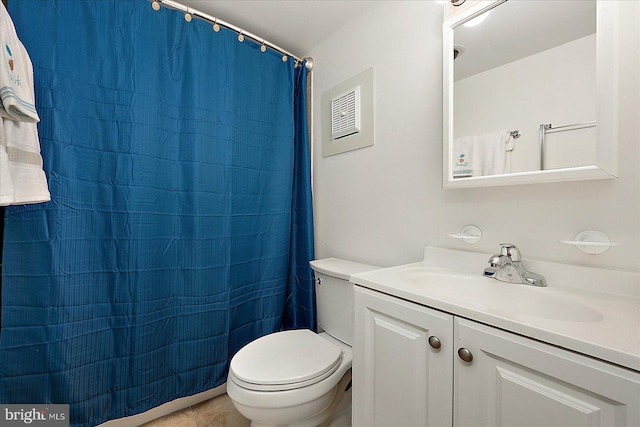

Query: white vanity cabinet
<box><xmin>353</xmin><ymin>286</ymin><xmax>454</xmax><ymax>427</ymax></box>
<box><xmin>353</xmin><ymin>285</ymin><xmax>640</xmax><ymax>427</ymax></box>
<box><xmin>455</xmin><ymin>318</ymin><xmax>640</xmax><ymax>427</ymax></box>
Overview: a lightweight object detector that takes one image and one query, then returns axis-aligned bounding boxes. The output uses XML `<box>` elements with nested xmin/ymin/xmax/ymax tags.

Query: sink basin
<box><xmin>488</xmin><ymin>292</ymin><xmax>604</xmax><ymax>323</ymax></box>
<box><xmin>399</xmin><ymin>267</ymin><xmax>478</xmax><ymax>286</ymax></box>
<box><xmin>397</xmin><ymin>266</ymin><xmax>603</xmax><ymax>323</ymax></box>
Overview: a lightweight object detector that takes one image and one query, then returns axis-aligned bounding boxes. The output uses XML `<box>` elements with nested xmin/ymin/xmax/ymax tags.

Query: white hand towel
<box><xmin>0</xmin><ymin>3</ymin><xmax>50</xmax><ymax>206</ymax></box>
<box><xmin>453</xmin><ymin>131</ymin><xmax>515</xmax><ymax>178</ymax></box>
<box><xmin>0</xmin><ymin>4</ymin><xmax>39</xmax><ymax>123</ymax></box>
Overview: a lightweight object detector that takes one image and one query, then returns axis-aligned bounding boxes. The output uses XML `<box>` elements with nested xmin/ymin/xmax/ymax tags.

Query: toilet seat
<box><xmin>229</xmin><ymin>329</ymin><xmax>344</xmax><ymax>392</ymax></box>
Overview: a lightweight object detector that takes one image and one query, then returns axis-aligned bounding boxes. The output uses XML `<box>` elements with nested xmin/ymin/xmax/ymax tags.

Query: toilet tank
<box><xmin>309</xmin><ymin>258</ymin><xmax>379</xmax><ymax>346</ymax></box>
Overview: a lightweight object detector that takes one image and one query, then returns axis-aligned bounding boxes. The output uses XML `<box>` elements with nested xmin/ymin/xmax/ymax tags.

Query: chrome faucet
<box><xmin>483</xmin><ymin>243</ymin><xmax>547</xmax><ymax>287</ymax></box>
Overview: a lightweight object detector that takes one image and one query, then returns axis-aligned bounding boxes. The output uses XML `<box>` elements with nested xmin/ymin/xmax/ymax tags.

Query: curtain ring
<box><xmin>151</xmin><ymin>1</ymin><xmax>161</xmax><ymax>11</ymax></box>
<box><xmin>260</xmin><ymin>40</ymin><xmax>267</xmax><ymax>53</ymax></box>
<box><xmin>281</xmin><ymin>55</ymin><xmax>288</xmax><ymax>62</ymax></box>
<box><xmin>213</xmin><ymin>18</ymin><xmax>220</xmax><ymax>32</ymax></box>
<box><xmin>238</xmin><ymin>31</ymin><xmax>245</xmax><ymax>42</ymax></box>
<box><xmin>184</xmin><ymin>7</ymin><xmax>192</xmax><ymax>22</ymax></box>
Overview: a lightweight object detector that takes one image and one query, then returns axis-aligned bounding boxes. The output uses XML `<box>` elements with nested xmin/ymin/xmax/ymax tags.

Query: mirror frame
<box><xmin>442</xmin><ymin>0</ymin><xmax>619</xmax><ymax>188</ymax></box>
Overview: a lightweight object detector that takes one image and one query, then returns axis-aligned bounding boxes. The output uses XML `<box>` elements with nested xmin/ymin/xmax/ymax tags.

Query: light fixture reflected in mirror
<box><xmin>463</xmin><ymin>11</ymin><xmax>490</xmax><ymax>27</ymax></box>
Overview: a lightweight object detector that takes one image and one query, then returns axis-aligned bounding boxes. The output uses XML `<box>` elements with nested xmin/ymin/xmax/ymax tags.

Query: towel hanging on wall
<box><xmin>452</xmin><ymin>130</ymin><xmax>515</xmax><ymax>178</ymax></box>
<box><xmin>0</xmin><ymin>2</ymin><xmax>49</xmax><ymax>206</ymax></box>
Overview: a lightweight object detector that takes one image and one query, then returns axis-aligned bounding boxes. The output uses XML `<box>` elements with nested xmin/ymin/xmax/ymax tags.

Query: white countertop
<box><xmin>350</xmin><ymin>247</ymin><xmax>640</xmax><ymax>372</ymax></box>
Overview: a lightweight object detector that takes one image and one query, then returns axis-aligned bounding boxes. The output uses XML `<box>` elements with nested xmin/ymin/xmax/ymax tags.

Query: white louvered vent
<box><xmin>330</xmin><ymin>86</ymin><xmax>361</xmax><ymax>140</ymax></box>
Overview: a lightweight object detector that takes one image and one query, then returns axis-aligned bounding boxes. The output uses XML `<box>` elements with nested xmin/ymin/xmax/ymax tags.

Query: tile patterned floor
<box><xmin>140</xmin><ymin>393</ymin><xmax>250</xmax><ymax>427</ymax></box>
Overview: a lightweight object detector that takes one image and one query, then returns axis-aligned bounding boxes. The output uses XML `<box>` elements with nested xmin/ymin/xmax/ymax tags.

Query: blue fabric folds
<box><xmin>0</xmin><ymin>1</ymin><xmax>314</xmax><ymax>425</ymax></box>
<box><xmin>285</xmin><ymin>65</ymin><xmax>316</xmax><ymax>329</ymax></box>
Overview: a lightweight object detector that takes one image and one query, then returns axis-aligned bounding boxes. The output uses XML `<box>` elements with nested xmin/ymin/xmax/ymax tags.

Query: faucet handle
<box><xmin>500</xmin><ymin>243</ymin><xmax>521</xmax><ymax>261</ymax></box>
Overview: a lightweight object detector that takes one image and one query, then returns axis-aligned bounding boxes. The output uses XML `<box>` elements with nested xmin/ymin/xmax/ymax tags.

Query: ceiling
<box><xmin>167</xmin><ymin>0</ymin><xmax>596</xmax><ymax>78</ymax></box>
<box><xmin>178</xmin><ymin>0</ymin><xmax>378</xmax><ymax>57</ymax></box>
<box><xmin>454</xmin><ymin>0</ymin><xmax>596</xmax><ymax>80</ymax></box>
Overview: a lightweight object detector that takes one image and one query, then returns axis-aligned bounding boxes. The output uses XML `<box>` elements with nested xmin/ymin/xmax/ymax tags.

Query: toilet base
<box><xmin>238</xmin><ymin>369</ymin><xmax>352</xmax><ymax>427</ymax></box>
<box><xmin>326</xmin><ymin>388</ymin><xmax>352</xmax><ymax>427</ymax></box>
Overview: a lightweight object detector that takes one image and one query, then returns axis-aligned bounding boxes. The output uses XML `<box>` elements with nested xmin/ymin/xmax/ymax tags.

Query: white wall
<box><xmin>307</xmin><ymin>1</ymin><xmax>639</xmax><ymax>273</ymax></box>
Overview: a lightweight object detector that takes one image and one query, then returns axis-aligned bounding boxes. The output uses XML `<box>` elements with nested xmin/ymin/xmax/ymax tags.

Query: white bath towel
<box><xmin>0</xmin><ymin>120</ymin><xmax>15</xmax><ymax>203</ymax></box>
<box><xmin>0</xmin><ymin>3</ymin><xmax>50</xmax><ymax>206</ymax></box>
<box><xmin>0</xmin><ymin>119</ymin><xmax>50</xmax><ymax>205</ymax></box>
<box><xmin>452</xmin><ymin>131</ymin><xmax>515</xmax><ymax>178</ymax></box>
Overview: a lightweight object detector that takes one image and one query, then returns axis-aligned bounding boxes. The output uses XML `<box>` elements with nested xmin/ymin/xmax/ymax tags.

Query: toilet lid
<box><xmin>230</xmin><ymin>329</ymin><xmax>343</xmax><ymax>391</ymax></box>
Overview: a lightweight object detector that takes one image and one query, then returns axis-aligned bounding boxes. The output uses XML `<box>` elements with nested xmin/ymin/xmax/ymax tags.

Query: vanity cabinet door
<box><xmin>353</xmin><ymin>286</ymin><xmax>454</xmax><ymax>427</ymax></box>
<box><xmin>454</xmin><ymin>318</ymin><xmax>640</xmax><ymax>427</ymax></box>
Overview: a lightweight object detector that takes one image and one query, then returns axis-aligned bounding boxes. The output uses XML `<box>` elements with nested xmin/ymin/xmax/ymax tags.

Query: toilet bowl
<box><xmin>226</xmin><ymin>258</ymin><xmax>379</xmax><ymax>427</ymax></box>
<box><xmin>227</xmin><ymin>331</ymin><xmax>352</xmax><ymax>427</ymax></box>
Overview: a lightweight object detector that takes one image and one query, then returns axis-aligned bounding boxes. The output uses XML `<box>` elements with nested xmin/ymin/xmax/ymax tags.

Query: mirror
<box><xmin>443</xmin><ymin>0</ymin><xmax>619</xmax><ymax>188</ymax></box>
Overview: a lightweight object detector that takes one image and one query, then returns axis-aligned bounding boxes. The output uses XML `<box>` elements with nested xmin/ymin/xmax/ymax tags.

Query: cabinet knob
<box><xmin>458</xmin><ymin>347</ymin><xmax>473</xmax><ymax>363</ymax></box>
<box><xmin>428</xmin><ymin>336</ymin><xmax>441</xmax><ymax>349</ymax></box>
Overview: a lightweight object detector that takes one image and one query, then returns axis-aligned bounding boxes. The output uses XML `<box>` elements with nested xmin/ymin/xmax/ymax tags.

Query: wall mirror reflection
<box><xmin>443</xmin><ymin>0</ymin><xmax>618</xmax><ymax>188</ymax></box>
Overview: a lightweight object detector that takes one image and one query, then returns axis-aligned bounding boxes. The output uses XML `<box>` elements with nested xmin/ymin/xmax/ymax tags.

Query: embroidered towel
<box><xmin>0</xmin><ymin>4</ymin><xmax>39</xmax><ymax>123</ymax></box>
<box><xmin>452</xmin><ymin>137</ymin><xmax>474</xmax><ymax>178</ymax></box>
<box><xmin>0</xmin><ymin>3</ymin><xmax>50</xmax><ymax>206</ymax></box>
<box><xmin>452</xmin><ymin>131</ymin><xmax>515</xmax><ymax>178</ymax></box>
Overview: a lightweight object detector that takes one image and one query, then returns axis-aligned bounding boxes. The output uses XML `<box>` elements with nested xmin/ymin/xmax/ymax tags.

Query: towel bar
<box><xmin>539</xmin><ymin>121</ymin><xmax>596</xmax><ymax>170</ymax></box>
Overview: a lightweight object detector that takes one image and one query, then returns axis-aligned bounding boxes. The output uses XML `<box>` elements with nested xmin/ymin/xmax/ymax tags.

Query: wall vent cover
<box><xmin>330</xmin><ymin>86</ymin><xmax>361</xmax><ymax>140</ymax></box>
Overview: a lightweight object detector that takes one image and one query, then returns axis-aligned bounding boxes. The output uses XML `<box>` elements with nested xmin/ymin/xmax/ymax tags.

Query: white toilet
<box><xmin>226</xmin><ymin>258</ymin><xmax>378</xmax><ymax>427</ymax></box>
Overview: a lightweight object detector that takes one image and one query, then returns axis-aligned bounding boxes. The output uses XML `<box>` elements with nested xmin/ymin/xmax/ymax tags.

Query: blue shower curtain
<box><xmin>0</xmin><ymin>1</ymin><xmax>314</xmax><ymax>426</ymax></box>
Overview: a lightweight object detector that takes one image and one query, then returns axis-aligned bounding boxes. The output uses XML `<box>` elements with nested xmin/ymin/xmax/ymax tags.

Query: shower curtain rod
<box><xmin>150</xmin><ymin>0</ymin><xmax>313</xmax><ymax>70</ymax></box>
